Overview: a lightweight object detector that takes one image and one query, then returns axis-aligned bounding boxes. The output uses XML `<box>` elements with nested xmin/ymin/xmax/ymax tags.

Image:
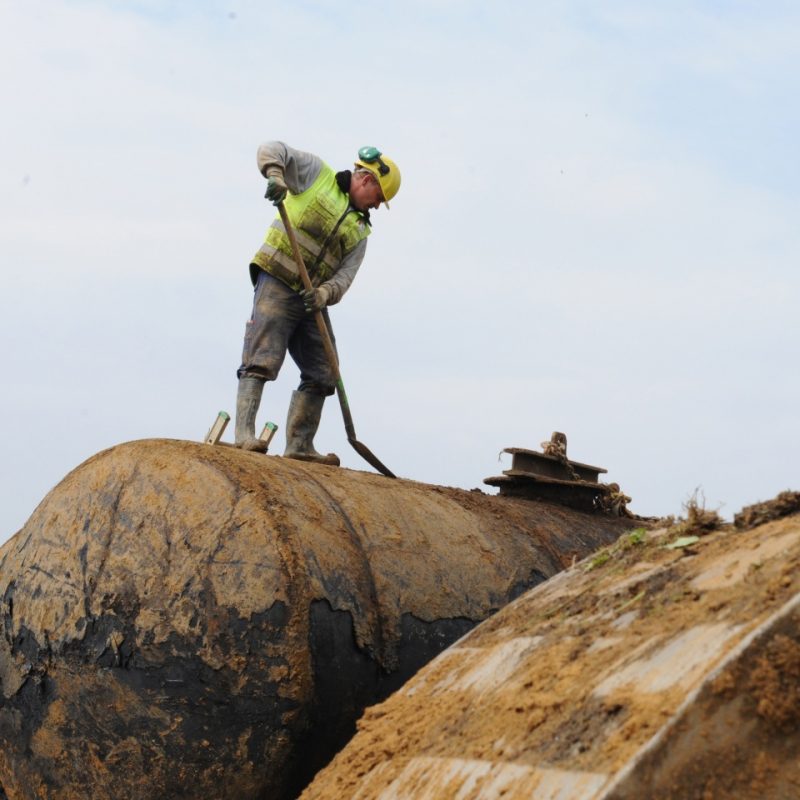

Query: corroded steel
<box><xmin>484</xmin><ymin>472</ymin><xmax>607</xmax><ymax>512</ymax></box>
<box><xmin>0</xmin><ymin>439</ymin><xmax>634</xmax><ymax>800</ymax></box>
<box><xmin>485</xmin><ymin>442</ymin><xmax>612</xmax><ymax>511</ymax></box>
<box><xmin>505</xmin><ymin>447</ymin><xmax>606</xmax><ymax>483</ymax></box>
<box><xmin>301</xmin><ymin>512</ymin><xmax>800</xmax><ymax>800</ymax></box>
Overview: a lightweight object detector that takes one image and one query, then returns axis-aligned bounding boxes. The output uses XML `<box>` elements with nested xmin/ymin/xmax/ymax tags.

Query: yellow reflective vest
<box><xmin>250</xmin><ymin>163</ymin><xmax>371</xmax><ymax>290</ymax></box>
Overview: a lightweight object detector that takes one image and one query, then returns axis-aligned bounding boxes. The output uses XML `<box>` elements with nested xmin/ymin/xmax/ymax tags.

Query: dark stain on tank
<box><xmin>281</xmin><ymin>599</ymin><xmax>477</xmax><ymax>798</ymax></box>
<box><xmin>508</xmin><ymin>567</ymin><xmax>550</xmax><ymax>603</ymax></box>
<box><xmin>0</xmin><ymin>599</ymin><xmax>297</xmax><ymax>799</ymax></box>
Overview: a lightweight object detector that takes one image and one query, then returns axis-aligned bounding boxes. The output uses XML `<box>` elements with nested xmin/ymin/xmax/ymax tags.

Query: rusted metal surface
<box><xmin>485</xmin><ymin>473</ymin><xmax>606</xmax><ymax>512</ymax></box>
<box><xmin>0</xmin><ymin>439</ymin><xmax>635</xmax><ymax>800</ymax></box>
<box><xmin>505</xmin><ymin>447</ymin><xmax>606</xmax><ymax>483</ymax></box>
<box><xmin>301</xmin><ymin>511</ymin><xmax>800</xmax><ymax>800</ymax></box>
<box><xmin>485</xmin><ymin>441</ymin><xmax>611</xmax><ymax>512</ymax></box>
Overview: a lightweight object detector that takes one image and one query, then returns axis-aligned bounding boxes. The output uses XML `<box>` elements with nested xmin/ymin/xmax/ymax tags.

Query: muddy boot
<box><xmin>283</xmin><ymin>390</ymin><xmax>340</xmax><ymax>466</ymax></box>
<box><xmin>234</xmin><ymin>376</ymin><xmax>269</xmax><ymax>453</ymax></box>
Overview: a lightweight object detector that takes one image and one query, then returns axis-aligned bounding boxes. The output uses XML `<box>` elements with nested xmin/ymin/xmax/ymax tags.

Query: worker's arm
<box><xmin>319</xmin><ymin>239</ymin><xmax>367</xmax><ymax>306</ymax></box>
<box><xmin>257</xmin><ymin>141</ymin><xmax>322</xmax><ymax>196</ymax></box>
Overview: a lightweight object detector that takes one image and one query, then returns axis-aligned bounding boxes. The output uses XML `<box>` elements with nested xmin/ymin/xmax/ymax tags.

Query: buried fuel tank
<box><xmin>0</xmin><ymin>439</ymin><xmax>636</xmax><ymax>800</ymax></box>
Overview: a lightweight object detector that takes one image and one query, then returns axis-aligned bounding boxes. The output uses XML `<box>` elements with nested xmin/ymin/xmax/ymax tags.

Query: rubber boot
<box><xmin>234</xmin><ymin>376</ymin><xmax>269</xmax><ymax>453</ymax></box>
<box><xmin>283</xmin><ymin>390</ymin><xmax>340</xmax><ymax>466</ymax></box>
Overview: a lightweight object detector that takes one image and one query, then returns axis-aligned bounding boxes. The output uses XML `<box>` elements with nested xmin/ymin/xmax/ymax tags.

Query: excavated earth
<box><xmin>301</xmin><ymin>500</ymin><xmax>800</xmax><ymax>800</ymax></box>
<box><xmin>0</xmin><ymin>439</ymin><xmax>636</xmax><ymax>800</ymax></box>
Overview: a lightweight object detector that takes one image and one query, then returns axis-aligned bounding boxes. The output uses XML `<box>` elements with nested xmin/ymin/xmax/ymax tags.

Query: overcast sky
<box><xmin>1</xmin><ymin>0</ymin><xmax>798</xmax><ymax>544</ymax></box>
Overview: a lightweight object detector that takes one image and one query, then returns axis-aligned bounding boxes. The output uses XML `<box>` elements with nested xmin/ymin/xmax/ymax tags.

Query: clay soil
<box><xmin>301</xmin><ymin>504</ymin><xmax>800</xmax><ymax>800</ymax></box>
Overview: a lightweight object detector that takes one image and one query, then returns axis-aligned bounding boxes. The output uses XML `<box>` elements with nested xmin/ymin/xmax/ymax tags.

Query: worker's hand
<box><xmin>264</xmin><ymin>168</ymin><xmax>288</xmax><ymax>205</ymax></box>
<box><xmin>301</xmin><ymin>286</ymin><xmax>330</xmax><ymax>313</ymax></box>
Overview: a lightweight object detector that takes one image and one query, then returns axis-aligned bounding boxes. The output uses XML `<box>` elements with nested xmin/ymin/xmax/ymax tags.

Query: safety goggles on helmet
<box><xmin>358</xmin><ymin>146</ymin><xmax>391</xmax><ymax>177</ymax></box>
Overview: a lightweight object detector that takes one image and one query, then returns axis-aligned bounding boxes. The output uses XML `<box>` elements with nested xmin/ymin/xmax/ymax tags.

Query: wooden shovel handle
<box><xmin>277</xmin><ymin>203</ymin><xmax>341</xmax><ymax>382</ymax></box>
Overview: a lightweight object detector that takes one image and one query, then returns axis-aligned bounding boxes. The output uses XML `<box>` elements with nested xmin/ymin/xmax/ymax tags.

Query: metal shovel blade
<box><xmin>347</xmin><ymin>437</ymin><xmax>396</xmax><ymax>479</ymax></box>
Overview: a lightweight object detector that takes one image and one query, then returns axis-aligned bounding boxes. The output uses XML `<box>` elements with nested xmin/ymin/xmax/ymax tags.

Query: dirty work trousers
<box><xmin>237</xmin><ymin>269</ymin><xmax>337</xmax><ymax>396</ymax></box>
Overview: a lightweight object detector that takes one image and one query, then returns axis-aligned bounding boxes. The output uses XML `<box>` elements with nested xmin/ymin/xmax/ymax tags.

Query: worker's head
<box><xmin>351</xmin><ymin>147</ymin><xmax>401</xmax><ymax>211</ymax></box>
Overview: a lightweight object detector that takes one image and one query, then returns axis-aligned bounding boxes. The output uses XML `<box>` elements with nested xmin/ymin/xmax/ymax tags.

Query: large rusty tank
<box><xmin>0</xmin><ymin>439</ymin><xmax>635</xmax><ymax>800</ymax></box>
<box><xmin>301</xmin><ymin>496</ymin><xmax>800</xmax><ymax>800</ymax></box>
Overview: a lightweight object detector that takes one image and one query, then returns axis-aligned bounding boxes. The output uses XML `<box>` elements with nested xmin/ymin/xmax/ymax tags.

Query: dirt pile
<box><xmin>0</xmin><ymin>439</ymin><xmax>634</xmax><ymax>800</ymax></box>
<box><xmin>301</xmin><ymin>494</ymin><xmax>800</xmax><ymax>800</ymax></box>
<box><xmin>735</xmin><ymin>490</ymin><xmax>800</xmax><ymax>531</ymax></box>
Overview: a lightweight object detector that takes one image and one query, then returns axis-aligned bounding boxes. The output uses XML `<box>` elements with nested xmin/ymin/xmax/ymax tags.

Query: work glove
<box><xmin>301</xmin><ymin>285</ymin><xmax>330</xmax><ymax>313</ymax></box>
<box><xmin>264</xmin><ymin>167</ymin><xmax>288</xmax><ymax>205</ymax></box>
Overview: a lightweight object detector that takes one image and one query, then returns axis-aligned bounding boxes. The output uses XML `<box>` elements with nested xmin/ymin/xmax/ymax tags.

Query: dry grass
<box><xmin>672</xmin><ymin>488</ymin><xmax>725</xmax><ymax>537</ymax></box>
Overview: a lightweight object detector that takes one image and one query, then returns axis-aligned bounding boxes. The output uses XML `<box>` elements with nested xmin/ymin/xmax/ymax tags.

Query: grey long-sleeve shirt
<box><xmin>257</xmin><ymin>141</ymin><xmax>367</xmax><ymax>306</ymax></box>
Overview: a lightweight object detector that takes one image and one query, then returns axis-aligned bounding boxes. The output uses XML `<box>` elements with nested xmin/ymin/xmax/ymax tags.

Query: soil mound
<box><xmin>302</xmin><ymin>496</ymin><xmax>800</xmax><ymax>799</ymax></box>
<box><xmin>735</xmin><ymin>490</ymin><xmax>800</xmax><ymax>531</ymax></box>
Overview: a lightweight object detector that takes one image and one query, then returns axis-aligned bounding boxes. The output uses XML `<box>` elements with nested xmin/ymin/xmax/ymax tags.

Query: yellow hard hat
<box><xmin>355</xmin><ymin>146</ymin><xmax>401</xmax><ymax>207</ymax></box>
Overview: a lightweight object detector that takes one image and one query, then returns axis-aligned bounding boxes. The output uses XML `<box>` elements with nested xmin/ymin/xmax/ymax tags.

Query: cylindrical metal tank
<box><xmin>0</xmin><ymin>439</ymin><xmax>635</xmax><ymax>799</ymax></box>
<box><xmin>300</xmin><ymin>504</ymin><xmax>800</xmax><ymax>800</ymax></box>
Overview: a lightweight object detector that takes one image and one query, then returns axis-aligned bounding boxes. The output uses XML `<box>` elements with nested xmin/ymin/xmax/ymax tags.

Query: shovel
<box><xmin>277</xmin><ymin>203</ymin><xmax>396</xmax><ymax>479</ymax></box>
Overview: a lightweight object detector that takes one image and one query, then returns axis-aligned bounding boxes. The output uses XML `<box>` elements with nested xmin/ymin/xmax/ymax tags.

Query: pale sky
<box><xmin>2</xmin><ymin>0</ymin><xmax>799</xmax><ymax>544</ymax></box>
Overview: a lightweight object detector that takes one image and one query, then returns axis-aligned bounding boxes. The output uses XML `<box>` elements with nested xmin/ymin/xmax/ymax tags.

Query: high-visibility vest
<box><xmin>250</xmin><ymin>163</ymin><xmax>371</xmax><ymax>289</ymax></box>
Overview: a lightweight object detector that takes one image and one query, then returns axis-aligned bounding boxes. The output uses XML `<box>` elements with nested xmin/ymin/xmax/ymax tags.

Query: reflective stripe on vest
<box><xmin>250</xmin><ymin>162</ymin><xmax>370</xmax><ymax>290</ymax></box>
<box><xmin>263</xmin><ymin>218</ymin><xmax>339</xmax><ymax>271</ymax></box>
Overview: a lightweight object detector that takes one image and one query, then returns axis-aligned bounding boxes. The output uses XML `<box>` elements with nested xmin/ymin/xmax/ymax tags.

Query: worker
<box><xmin>235</xmin><ymin>141</ymin><xmax>401</xmax><ymax>465</ymax></box>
